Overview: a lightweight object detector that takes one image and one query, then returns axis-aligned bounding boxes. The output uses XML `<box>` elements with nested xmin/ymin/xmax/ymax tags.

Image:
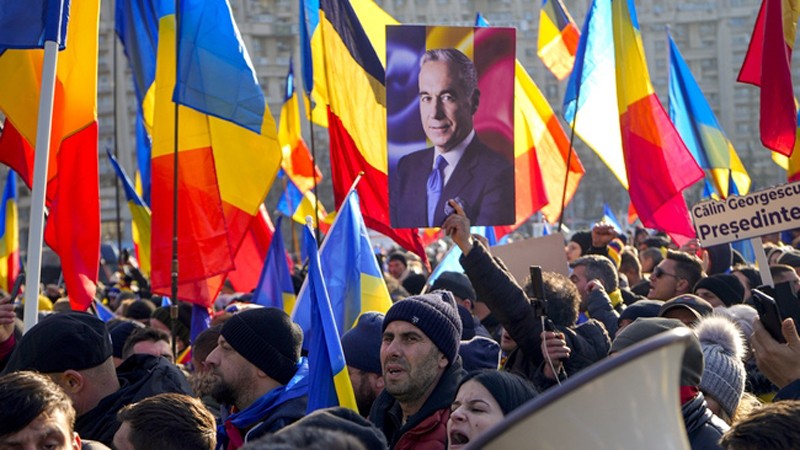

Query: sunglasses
<box><xmin>652</xmin><ymin>267</ymin><xmax>680</xmax><ymax>280</ymax></box>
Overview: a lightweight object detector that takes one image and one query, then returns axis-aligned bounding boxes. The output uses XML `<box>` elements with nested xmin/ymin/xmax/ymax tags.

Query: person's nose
<box><xmin>432</xmin><ymin>98</ymin><xmax>446</xmax><ymax>119</ymax></box>
<box><xmin>450</xmin><ymin>405</ymin><xmax>466</xmax><ymax>422</ymax></box>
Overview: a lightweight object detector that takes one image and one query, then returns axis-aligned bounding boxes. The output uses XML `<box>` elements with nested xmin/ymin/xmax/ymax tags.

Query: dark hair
<box><xmin>0</xmin><ymin>371</ymin><xmax>76</xmax><ymax>438</ymax></box>
<box><xmin>121</xmin><ymin>327</ymin><xmax>172</xmax><ymax>360</ymax></box>
<box><xmin>192</xmin><ymin>324</ymin><xmax>223</xmax><ymax>366</ymax></box>
<box><xmin>666</xmin><ymin>250</ymin><xmax>705</xmax><ymax>289</ymax></box>
<box><xmin>523</xmin><ymin>272</ymin><xmax>580</xmax><ymax>327</ymax></box>
<box><xmin>720</xmin><ymin>400</ymin><xmax>800</xmax><ymax>450</ymax></box>
<box><xmin>242</xmin><ymin>427</ymin><xmax>366</xmax><ymax>450</ymax></box>
<box><xmin>769</xmin><ymin>264</ymin><xmax>796</xmax><ymax>280</ymax></box>
<box><xmin>620</xmin><ymin>248</ymin><xmax>641</xmax><ymax>274</ymax></box>
<box><xmin>731</xmin><ymin>264</ymin><xmax>762</xmax><ymax>291</ymax></box>
<box><xmin>457</xmin><ymin>370</ymin><xmax>538</xmax><ymax>415</ymax></box>
<box><xmin>571</xmin><ymin>254</ymin><xmax>620</xmax><ymax>292</ymax></box>
<box><xmin>117</xmin><ymin>393</ymin><xmax>216</xmax><ymax>450</ymax></box>
<box><xmin>387</xmin><ymin>252</ymin><xmax>407</xmax><ymax>267</ymax></box>
<box><xmin>640</xmin><ymin>247</ymin><xmax>664</xmax><ymax>268</ymax></box>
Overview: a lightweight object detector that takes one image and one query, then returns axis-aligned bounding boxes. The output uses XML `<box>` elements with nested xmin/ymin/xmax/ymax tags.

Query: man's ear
<box><xmin>73</xmin><ymin>432</ymin><xmax>82</xmax><ymax>450</ymax></box>
<box><xmin>676</xmin><ymin>277</ymin><xmax>690</xmax><ymax>294</ymax></box>
<box><xmin>471</xmin><ymin>89</ymin><xmax>480</xmax><ymax>114</ymax></box>
<box><xmin>59</xmin><ymin>370</ymin><xmax>85</xmax><ymax>394</ymax></box>
<box><xmin>438</xmin><ymin>353</ymin><xmax>448</xmax><ymax>369</ymax></box>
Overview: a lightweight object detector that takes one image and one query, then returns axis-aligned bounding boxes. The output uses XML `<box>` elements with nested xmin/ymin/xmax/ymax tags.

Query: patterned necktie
<box><xmin>427</xmin><ymin>155</ymin><xmax>448</xmax><ymax>226</ymax></box>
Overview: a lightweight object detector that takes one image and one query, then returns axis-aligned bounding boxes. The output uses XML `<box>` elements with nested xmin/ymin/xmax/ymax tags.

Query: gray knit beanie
<box><xmin>696</xmin><ymin>316</ymin><xmax>746</xmax><ymax>419</ymax></box>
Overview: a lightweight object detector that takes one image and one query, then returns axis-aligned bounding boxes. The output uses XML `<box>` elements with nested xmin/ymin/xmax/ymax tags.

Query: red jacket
<box><xmin>393</xmin><ymin>408</ymin><xmax>450</xmax><ymax>450</ymax></box>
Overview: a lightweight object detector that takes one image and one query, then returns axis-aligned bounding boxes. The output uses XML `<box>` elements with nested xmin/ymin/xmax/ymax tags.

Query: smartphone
<box><xmin>752</xmin><ymin>288</ymin><xmax>785</xmax><ymax>343</ymax></box>
<box><xmin>8</xmin><ymin>273</ymin><xmax>24</xmax><ymax>300</ymax></box>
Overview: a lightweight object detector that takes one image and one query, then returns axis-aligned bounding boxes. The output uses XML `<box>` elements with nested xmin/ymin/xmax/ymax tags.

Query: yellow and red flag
<box><xmin>538</xmin><ymin>0</ymin><xmax>581</xmax><ymax>80</ymax></box>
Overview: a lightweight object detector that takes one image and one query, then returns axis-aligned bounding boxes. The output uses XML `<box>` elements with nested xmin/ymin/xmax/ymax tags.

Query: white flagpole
<box><xmin>23</xmin><ymin>39</ymin><xmax>62</xmax><ymax>332</ymax></box>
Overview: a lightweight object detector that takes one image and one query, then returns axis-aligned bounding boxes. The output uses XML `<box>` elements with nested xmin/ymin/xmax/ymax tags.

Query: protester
<box><xmin>431</xmin><ymin>271</ymin><xmax>490</xmax><ymax>339</ymax></box>
<box><xmin>341</xmin><ymin>312</ymin><xmax>385</xmax><ymax>417</ymax></box>
<box><xmin>369</xmin><ymin>291</ymin><xmax>466</xmax><ymax>449</ymax></box>
<box><xmin>443</xmin><ymin>201</ymin><xmax>609</xmax><ymax>391</ymax></box>
<box><xmin>245</xmin><ymin>407</ymin><xmax>387</xmax><ymax>450</ymax></box>
<box><xmin>1</xmin><ymin>312</ymin><xmax>191</xmax><ymax>446</ymax></box>
<box><xmin>750</xmin><ymin>317</ymin><xmax>800</xmax><ymax>401</ymax></box>
<box><xmin>639</xmin><ymin>246</ymin><xmax>664</xmax><ymax>274</ymax></box>
<box><xmin>113</xmin><ymin>393</ymin><xmax>216</xmax><ymax>450</ymax></box>
<box><xmin>616</xmin><ymin>299</ymin><xmax>662</xmax><ymax>335</ymax></box>
<box><xmin>658</xmin><ymin>294</ymin><xmax>714</xmax><ymax>326</ymax></box>
<box><xmin>769</xmin><ymin>264</ymin><xmax>800</xmax><ymax>296</ymax></box>
<box><xmin>648</xmin><ymin>250</ymin><xmax>705</xmax><ymax>300</ymax></box>
<box><xmin>123</xmin><ymin>300</ymin><xmax>155</xmax><ymax>325</ymax></box>
<box><xmin>205</xmin><ymin>307</ymin><xmax>308</xmax><ymax>449</ymax></box>
<box><xmin>386</xmin><ymin>253</ymin><xmax>409</xmax><ymax>282</ymax></box>
<box><xmin>730</xmin><ymin>265</ymin><xmax>761</xmax><ymax>303</ymax></box>
<box><xmin>719</xmin><ymin>400</ymin><xmax>800</xmax><ymax>450</ymax></box>
<box><xmin>107</xmin><ymin>319</ymin><xmax>145</xmax><ymax>367</ymax></box>
<box><xmin>121</xmin><ymin>327</ymin><xmax>174</xmax><ymax>363</ymax></box>
<box><xmin>150</xmin><ymin>303</ymin><xmax>192</xmax><ymax>357</ymax></box>
<box><xmin>569</xmin><ymin>255</ymin><xmax>624</xmax><ymax>337</ymax></box>
<box><xmin>565</xmin><ymin>231</ymin><xmax>591</xmax><ymax>263</ymax></box>
<box><xmin>610</xmin><ymin>318</ymin><xmax>728</xmax><ymax>449</ymax></box>
<box><xmin>0</xmin><ymin>370</ymin><xmax>104</xmax><ymax>450</ymax></box>
<box><xmin>447</xmin><ymin>370</ymin><xmax>537</xmax><ymax>449</ymax></box>
<box><xmin>693</xmin><ymin>274</ymin><xmax>745</xmax><ymax>308</ymax></box>
<box><xmin>457</xmin><ymin>336</ymin><xmax>501</xmax><ymax>372</ymax></box>
<box><xmin>695</xmin><ymin>316</ymin><xmax>746</xmax><ymax>424</ymax></box>
<box><xmin>619</xmin><ymin>247</ymin><xmax>645</xmax><ymax>294</ymax></box>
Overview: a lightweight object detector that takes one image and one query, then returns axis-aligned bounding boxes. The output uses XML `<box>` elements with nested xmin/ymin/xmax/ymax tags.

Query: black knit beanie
<box><xmin>570</xmin><ymin>231</ymin><xmax>592</xmax><ymax>255</ymax></box>
<box><xmin>383</xmin><ymin>291</ymin><xmax>462</xmax><ymax>365</ymax></box>
<box><xmin>221</xmin><ymin>307</ymin><xmax>303</xmax><ymax>385</ymax></box>
<box><xmin>694</xmin><ymin>274</ymin><xmax>745</xmax><ymax>307</ymax></box>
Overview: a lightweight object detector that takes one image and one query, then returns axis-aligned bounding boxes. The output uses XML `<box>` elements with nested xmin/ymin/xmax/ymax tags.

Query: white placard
<box><xmin>691</xmin><ymin>181</ymin><xmax>800</xmax><ymax>246</ymax></box>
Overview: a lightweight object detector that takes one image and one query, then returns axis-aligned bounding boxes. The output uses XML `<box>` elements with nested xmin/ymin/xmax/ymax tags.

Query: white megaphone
<box><xmin>466</xmin><ymin>327</ymin><xmax>694</xmax><ymax>450</ymax></box>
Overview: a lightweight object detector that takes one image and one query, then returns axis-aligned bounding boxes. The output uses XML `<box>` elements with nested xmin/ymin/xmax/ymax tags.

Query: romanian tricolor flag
<box><xmin>0</xmin><ymin>171</ymin><xmax>19</xmax><ymax>294</ymax></box>
<box><xmin>538</xmin><ymin>0</ymin><xmax>581</xmax><ymax>80</ymax></box>
<box><xmin>612</xmin><ymin>0</ymin><xmax>703</xmax><ymax>245</ymax></box>
<box><xmin>668</xmin><ymin>34</ymin><xmax>751</xmax><ymax>199</ymax></box>
<box><xmin>149</xmin><ymin>0</ymin><xmax>281</xmax><ymax>307</ymax></box>
<box><xmin>107</xmin><ymin>149</ymin><xmax>152</xmax><ymax>277</ymax></box>
<box><xmin>564</xmin><ymin>0</ymin><xmax>627</xmax><ymax>189</ymax></box>
<box><xmin>0</xmin><ymin>0</ymin><xmax>100</xmax><ymax>311</ymax></box>
<box><xmin>738</xmin><ymin>0</ymin><xmax>799</xmax><ymax>157</ymax></box>
<box><xmin>278</xmin><ymin>174</ymin><xmax>329</xmax><ymax>232</ymax></box>
<box><xmin>293</xmin><ymin>189</ymin><xmax>392</xmax><ymax>342</ymax></box>
<box><xmin>253</xmin><ymin>216</ymin><xmax>296</xmax><ymax>314</ymax></box>
<box><xmin>280</xmin><ymin>61</ymin><xmax>321</xmax><ymax>194</ymax></box>
<box><xmin>225</xmin><ymin>205</ymin><xmax>274</xmax><ymax>294</ymax></box>
<box><xmin>304</xmin><ymin>0</ymin><xmax>427</xmax><ymax>266</ymax></box>
<box><xmin>302</xmin><ymin>224</ymin><xmax>358</xmax><ymax>414</ymax></box>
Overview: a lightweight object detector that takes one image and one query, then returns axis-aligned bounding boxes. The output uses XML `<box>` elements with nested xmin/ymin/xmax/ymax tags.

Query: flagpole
<box><xmin>112</xmin><ymin>8</ymin><xmax>123</xmax><ymax>258</ymax></box>
<box><xmin>559</xmin><ymin>78</ymin><xmax>584</xmax><ymax>233</ymax></box>
<box><xmin>24</xmin><ymin>35</ymin><xmax>65</xmax><ymax>331</ymax></box>
<box><xmin>170</xmin><ymin>0</ymin><xmax>182</xmax><ymax>358</ymax></box>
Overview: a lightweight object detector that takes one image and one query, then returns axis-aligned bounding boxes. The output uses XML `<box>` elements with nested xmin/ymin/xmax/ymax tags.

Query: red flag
<box><xmin>738</xmin><ymin>0</ymin><xmax>798</xmax><ymax>156</ymax></box>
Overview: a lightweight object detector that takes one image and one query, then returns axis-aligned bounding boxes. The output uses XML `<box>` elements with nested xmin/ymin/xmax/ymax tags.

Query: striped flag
<box><xmin>0</xmin><ymin>172</ymin><xmax>20</xmax><ymax>294</ymax></box>
<box><xmin>106</xmin><ymin>149</ymin><xmax>152</xmax><ymax>277</ymax></box>
<box><xmin>537</xmin><ymin>0</ymin><xmax>580</xmax><ymax>79</ymax></box>
<box><xmin>252</xmin><ymin>216</ymin><xmax>297</xmax><ymax>314</ymax></box>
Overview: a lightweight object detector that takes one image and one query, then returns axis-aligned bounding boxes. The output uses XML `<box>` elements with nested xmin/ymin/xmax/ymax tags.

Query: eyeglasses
<box><xmin>652</xmin><ymin>267</ymin><xmax>680</xmax><ymax>280</ymax></box>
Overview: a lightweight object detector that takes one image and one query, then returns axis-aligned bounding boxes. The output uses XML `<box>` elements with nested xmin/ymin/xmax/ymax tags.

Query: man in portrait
<box><xmin>390</xmin><ymin>47</ymin><xmax>514</xmax><ymax>228</ymax></box>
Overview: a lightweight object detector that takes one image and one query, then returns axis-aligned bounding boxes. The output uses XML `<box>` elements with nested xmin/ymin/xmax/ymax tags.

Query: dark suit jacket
<box><xmin>390</xmin><ymin>136</ymin><xmax>515</xmax><ymax>227</ymax></box>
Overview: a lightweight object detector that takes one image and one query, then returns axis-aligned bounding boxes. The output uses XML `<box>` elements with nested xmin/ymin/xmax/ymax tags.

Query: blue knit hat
<box><xmin>341</xmin><ymin>312</ymin><xmax>384</xmax><ymax>375</ymax></box>
<box><xmin>459</xmin><ymin>336</ymin><xmax>501</xmax><ymax>371</ymax></box>
<box><xmin>384</xmin><ymin>291</ymin><xmax>463</xmax><ymax>364</ymax></box>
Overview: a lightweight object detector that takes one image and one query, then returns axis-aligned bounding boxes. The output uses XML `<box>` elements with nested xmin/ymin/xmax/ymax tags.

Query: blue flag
<box><xmin>252</xmin><ymin>216</ymin><xmax>296</xmax><ymax>312</ymax></box>
<box><xmin>175</xmin><ymin>0</ymin><xmax>265</xmax><ymax>133</ymax></box>
<box><xmin>0</xmin><ymin>0</ymin><xmax>70</xmax><ymax>51</ymax></box>
<box><xmin>303</xmin><ymin>225</ymin><xmax>358</xmax><ymax>413</ymax></box>
<box><xmin>94</xmin><ymin>300</ymin><xmax>115</xmax><ymax>322</ymax></box>
<box><xmin>190</xmin><ymin>304</ymin><xmax>211</xmax><ymax>344</ymax></box>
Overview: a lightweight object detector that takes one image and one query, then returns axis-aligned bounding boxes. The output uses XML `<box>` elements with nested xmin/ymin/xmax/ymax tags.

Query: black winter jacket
<box><xmin>682</xmin><ymin>392</ymin><xmax>729</xmax><ymax>450</ymax></box>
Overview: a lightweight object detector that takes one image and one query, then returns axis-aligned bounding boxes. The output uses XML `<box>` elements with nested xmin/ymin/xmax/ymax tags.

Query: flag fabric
<box><xmin>277</xmin><ymin>174</ymin><xmax>329</xmax><ymax>232</ymax></box>
<box><xmin>149</xmin><ymin>1</ymin><xmax>282</xmax><ymax>308</ymax></box>
<box><xmin>0</xmin><ymin>172</ymin><xmax>20</xmax><ymax>293</ymax></box>
<box><xmin>0</xmin><ymin>0</ymin><xmax>70</xmax><ymax>50</ymax></box>
<box><xmin>292</xmin><ymin>190</ymin><xmax>392</xmax><ymax>342</ymax></box>
<box><xmin>225</xmin><ymin>205</ymin><xmax>275</xmax><ymax>294</ymax></box>
<box><xmin>115</xmin><ymin>0</ymin><xmax>167</xmax><ymax>205</ymax></box>
<box><xmin>190</xmin><ymin>304</ymin><xmax>211</xmax><ymax>344</ymax></box>
<box><xmin>537</xmin><ymin>0</ymin><xmax>581</xmax><ymax>80</ymax></box>
<box><xmin>602</xmin><ymin>203</ymin><xmax>624</xmax><ymax>234</ymax></box>
<box><xmin>738</xmin><ymin>0</ymin><xmax>799</xmax><ymax>157</ymax></box>
<box><xmin>280</xmin><ymin>61</ymin><xmax>322</xmax><ymax>193</ymax></box>
<box><xmin>668</xmin><ymin>34</ymin><xmax>751</xmax><ymax>199</ymax></box>
<box><xmin>106</xmin><ymin>149</ymin><xmax>152</xmax><ymax>277</ymax></box>
<box><xmin>94</xmin><ymin>300</ymin><xmax>116</xmax><ymax>322</ymax></box>
<box><xmin>302</xmin><ymin>224</ymin><xmax>358</xmax><ymax>413</ymax></box>
<box><xmin>307</xmin><ymin>0</ymin><xmax>427</xmax><ymax>266</ymax></box>
<box><xmin>563</xmin><ymin>0</ymin><xmax>627</xmax><ymax>189</ymax></box>
<box><xmin>252</xmin><ymin>216</ymin><xmax>296</xmax><ymax>314</ymax></box>
<box><xmin>0</xmin><ymin>0</ymin><xmax>100</xmax><ymax>311</ymax></box>
<box><xmin>612</xmin><ymin>0</ymin><xmax>703</xmax><ymax>245</ymax></box>
<box><xmin>475</xmin><ymin>12</ymin><xmax>490</xmax><ymax>26</ymax></box>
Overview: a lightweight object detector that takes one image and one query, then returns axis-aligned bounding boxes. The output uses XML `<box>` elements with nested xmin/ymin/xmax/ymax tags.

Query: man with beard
<box><xmin>369</xmin><ymin>291</ymin><xmax>466</xmax><ymax>449</ymax></box>
<box><xmin>341</xmin><ymin>312</ymin><xmax>385</xmax><ymax>417</ymax></box>
<box><xmin>205</xmin><ymin>307</ymin><xmax>308</xmax><ymax>449</ymax></box>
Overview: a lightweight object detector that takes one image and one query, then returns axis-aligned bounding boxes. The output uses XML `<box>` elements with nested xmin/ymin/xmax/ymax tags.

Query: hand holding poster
<box><xmin>387</xmin><ymin>25</ymin><xmax>516</xmax><ymax>229</ymax></box>
<box><xmin>691</xmin><ymin>181</ymin><xmax>800</xmax><ymax>246</ymax></box>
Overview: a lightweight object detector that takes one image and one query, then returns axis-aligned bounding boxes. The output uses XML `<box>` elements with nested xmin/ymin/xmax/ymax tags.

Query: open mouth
<box><xmin>449</xmin><ymin>431</ymin><xmax>470</xmax><ymax>446</ymax></box>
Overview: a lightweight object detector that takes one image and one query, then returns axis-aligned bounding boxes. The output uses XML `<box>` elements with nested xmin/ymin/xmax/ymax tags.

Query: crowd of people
<box><xmin>2</xmin><ymin>204</ymin><xmax>800</xmax><ymax>449</ymax></box>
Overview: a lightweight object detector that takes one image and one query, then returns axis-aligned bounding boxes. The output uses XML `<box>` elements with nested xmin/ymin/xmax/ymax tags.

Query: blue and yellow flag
<box><xmin>252</xmin><ymin>216</ymin><xmax>296</xmax><ymax>314</ymax></box>
<box><xmin>668</xmin><ymin>33</ymin><xmax>750</xmax><ymax>198</ymax></box>
<box><xmin>0</xmin><ymin>171</ymin><xmax>20</xmax><ymax>293</ymax></box>
<box><xmin>106</xmin><ymin>149</ymin><xmax>152</xmax><ymax>277</ymax></box>
<box><xmin>303</xmin><ymin>224</ymin><xmax>358</xmax><ymax>413</ymax></box>
<box><xmin>292</xmin><ymin>189</ymin><xmax>391</xmax><ymax>340</ymax></box>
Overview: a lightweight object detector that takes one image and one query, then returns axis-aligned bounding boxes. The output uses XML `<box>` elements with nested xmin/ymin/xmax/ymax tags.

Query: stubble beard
<box><xmin>385</xmin><ymin>348</ymin><xmax>442</xmax><ymax>405</ymax></box>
